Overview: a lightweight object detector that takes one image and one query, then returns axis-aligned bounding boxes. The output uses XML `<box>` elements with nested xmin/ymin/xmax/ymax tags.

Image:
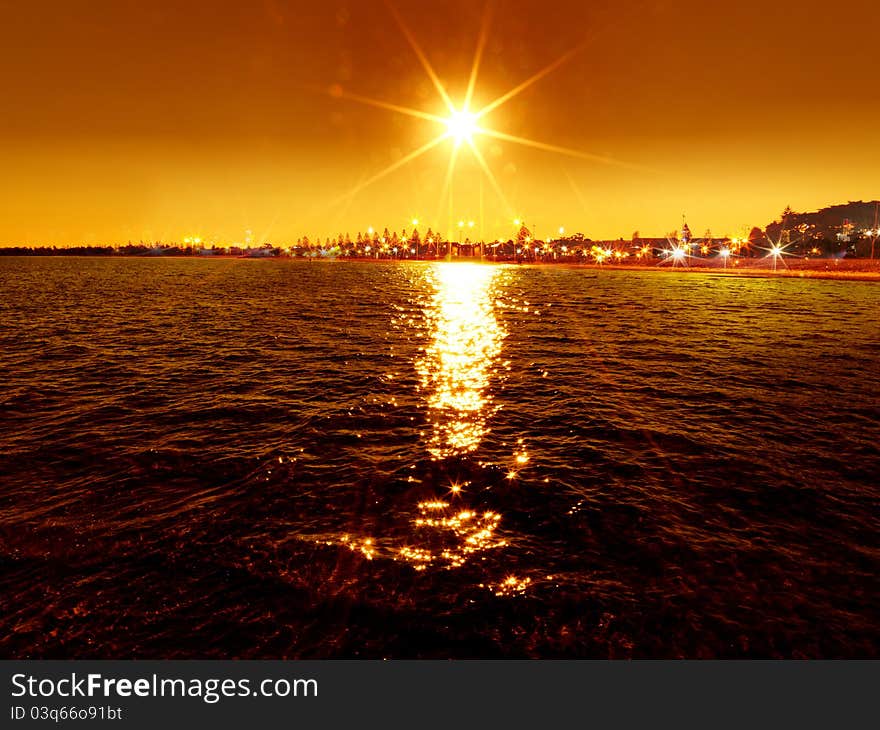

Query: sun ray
<box><xmin>475</xmin><ymin>40</ymin><xmax>587</xmax><ymax>119</ymax></box>
<box><xmin>327</xmin><ymin>1</ymin><xmax>650</xmax><ymax>216</ymax></box>
<box><xmin>467</xmin><ymin>139</ymin><xmax>515</xmax><ymax>218</ymax></box>
<box><xmin>256</xmin><ymin>212</ymin><xmax>280</xmax><ymax>247</ymax></box>
<box><xmin>563</xmin><ymin>167</ymin><xmax>594</xmax><ymax>220</ymax></box>
<box><xmin>386</xmin><ymin>1</ymin><xmax>455</xmax><ymax>114</ymax></box>
<box><xmin>479</xmin><ymin>127</ymin><xmax>646</xmax><ymax>171</ymax></box>
<box><xmin>464</xmin><ymin>2</ymin><xmax>493</xmax><ymax>112</ymax></box>
<box><xmin>434</xmin><ymin>143</ymin><xmax>460</xmax><ymax>238</ymax></box>
<box><xmin>331</xmin><ymin>133</ymin><xmax>449</xmax><ymax>208</ymax></box>
<box><xmin>329</xmin><ymin>86</ymin><xmax>447</xmax><ymax>126</ymax></box>
<box><xmin>326</xmin><ymin>166</ymin><xmax>364</xmax><ymax>233</ymax></box>
<box><xmin>474</xmin><ymin>1</ymin><xmax>651</xmax><ymax>119</ymax></box>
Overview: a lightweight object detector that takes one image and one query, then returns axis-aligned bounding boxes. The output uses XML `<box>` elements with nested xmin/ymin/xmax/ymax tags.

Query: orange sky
<box><xmin>2</xmin><ymin>0</ymin><xmax>878</xmax><ymax>245</ymax></box>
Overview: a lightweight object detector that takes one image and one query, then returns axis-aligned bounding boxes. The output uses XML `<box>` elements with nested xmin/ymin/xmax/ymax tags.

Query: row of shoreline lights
<box><xmin>358</xmin><ymin>217</ymin><xmax>530</xmax><ymax>258</ymax></box>
<box><xmin>181</xmin><ymin>219</ymin><xmax>561</xmax><ymax>248</ymax></box>
<box><xmin>181</xmin><ymin>224</ymin><xmax>793</xmax><ymax>267</ymax></box>
<box><xmin>364</xmin><ymin>218</ymin><xmax>536</xmax><ymax>245</ymax></box>
<box><xmin>356</xmin><ymin>221</ymin><xmax>794</xmax><ymax>268</ymax></box>
<box><xmin>170</xmin><ymin>235</ymin><xmax>798</xmax><ymax>270</ymax></box>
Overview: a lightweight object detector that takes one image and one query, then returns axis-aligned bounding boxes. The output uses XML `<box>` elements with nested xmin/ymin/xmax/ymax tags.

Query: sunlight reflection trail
<box><xmin>391</xmin><ymin>263</ymin><xmax>510</xmax><ymax>572</ymax></box>
<box><xmin>340</xmin><ymin>264</ymin><xmax>512</xmax><ymax>575</ymax></box>
<box><xmin>416</xmin><ymin>263</ymin><xmax>505</xmax><ymax>459</ymax></box>
<box><xmin>399</xmin><ymin>499</ymin><xmax>505</xmax><ymax>571</ymax></box>
<box><xmin>333</xmin><ymin>263</ymin><xmax>533</xmax><ymax>585</ymax></box>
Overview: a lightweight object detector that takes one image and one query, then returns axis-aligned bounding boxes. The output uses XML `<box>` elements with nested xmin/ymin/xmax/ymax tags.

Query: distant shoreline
<box><xmin>341</xmin><ymin>257</ymin><xmax>880</xmax><ymax>280</ymax></box>
<box><xmin>3</xmin><ymin>254</ymin><xmax>879</xmax><ymax>281</ymax></box>
<box><xmin>512</xmin><ymin>260</ymin><xmax>880</xmax><ymax>282</ymax></box>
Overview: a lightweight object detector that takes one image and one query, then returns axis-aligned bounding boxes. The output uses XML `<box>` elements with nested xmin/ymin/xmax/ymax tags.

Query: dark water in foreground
<box><xmin>1</xmin><ymin>257</ymin><xmax>878</xmax><ymax>658</ymax></box>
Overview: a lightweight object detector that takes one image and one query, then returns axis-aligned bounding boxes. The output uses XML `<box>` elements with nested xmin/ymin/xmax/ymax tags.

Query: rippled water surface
<box><xmin>1</xmin><ymin>257</ymin><xmax>878</xmax><ymax>658</ymax></box>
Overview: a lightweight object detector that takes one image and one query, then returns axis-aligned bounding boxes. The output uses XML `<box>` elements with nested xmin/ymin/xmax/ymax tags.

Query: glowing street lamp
<box><xmin>763</xmin><ymin>233</ymin><xmax>793</xmax><ymax>271</ymax></box>
<box><xmin>768</xmin><ymin>244</ymin><xmax>786</xmax><ymax>271</ymax></box>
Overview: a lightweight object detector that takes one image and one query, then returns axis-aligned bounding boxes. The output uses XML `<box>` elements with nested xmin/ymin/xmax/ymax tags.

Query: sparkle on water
<box><xmin>416</xmin><ymin>263</ymin><xmax>505</xmax><ymax>459</ymax></box>
<box><xmin>338</xmin><ymin>262</ymin><xmax>510</xmax><ymax>573</ymax></box>
<box><xmin>4</xmin><ymin>258</ymin><xmax>879</xmax><ymax>658</ymax></box>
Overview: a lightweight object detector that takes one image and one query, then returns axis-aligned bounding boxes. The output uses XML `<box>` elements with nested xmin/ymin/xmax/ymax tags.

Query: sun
<box><xmin>326</xmin><ymin>1</ymin><xmax>642</xmax><ymax>217</ymax></box>
<box><xmin>446</xmin><ymin>109</ymin><xmax>479</xmax><ymax>145</ymax></box>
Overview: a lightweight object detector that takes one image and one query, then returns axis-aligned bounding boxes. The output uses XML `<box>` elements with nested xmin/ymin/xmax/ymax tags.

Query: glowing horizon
<box><xmin>2</xmin><ymin>0</ymin><xmax>879</xmax><ymax>246</ymax></box>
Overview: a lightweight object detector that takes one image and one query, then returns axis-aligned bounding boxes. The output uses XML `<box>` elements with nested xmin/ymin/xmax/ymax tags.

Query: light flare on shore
<box><xmin>761</xmin><ymin>234</ymin><xmax>797</xmax><ymax>271</ymax></box>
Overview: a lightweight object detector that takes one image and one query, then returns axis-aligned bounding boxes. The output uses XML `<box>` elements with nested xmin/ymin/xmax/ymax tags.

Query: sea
<box><xmin>1</xmin><ymin>257</ymin><xmax>878</xmax><ymax>658</ymax></box>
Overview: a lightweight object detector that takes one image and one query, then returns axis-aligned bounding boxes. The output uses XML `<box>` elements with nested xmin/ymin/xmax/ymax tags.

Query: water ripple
<box><xmin>1</xmin><ymin>258</ymin><xmax>878</xmax><ymax>658</ymax></box>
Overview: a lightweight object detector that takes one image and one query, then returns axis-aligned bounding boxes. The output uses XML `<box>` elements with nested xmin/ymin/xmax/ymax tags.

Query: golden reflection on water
<box><xmin>340</xmin><ymin>263</ymin><xmax>515</xmax><ymax>580</ymax></box>
<box><xmin>388</xmin><ymin>263</ymin><xmax>510</xmax><ymax>573</ymax></box>
<box><xmin>415</xmin><ymin>263</ymin><xmax>505</xmax><ymax>459</ymax></box>
<box><xmin>398</xmin><ymin>498</ymin><xmax>506</xmax><ymax>570</ymax></box>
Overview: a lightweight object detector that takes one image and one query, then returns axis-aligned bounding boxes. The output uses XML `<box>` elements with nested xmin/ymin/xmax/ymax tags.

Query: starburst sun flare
<box><xmin>446</xmin><ymin>110</ymin><xmax>479</xmax><ymax>146</ymax></box>
<box><xmin>327</xmin><ymin>0</ymin><xmax>639</xmax><ymax>225</ymax></box>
